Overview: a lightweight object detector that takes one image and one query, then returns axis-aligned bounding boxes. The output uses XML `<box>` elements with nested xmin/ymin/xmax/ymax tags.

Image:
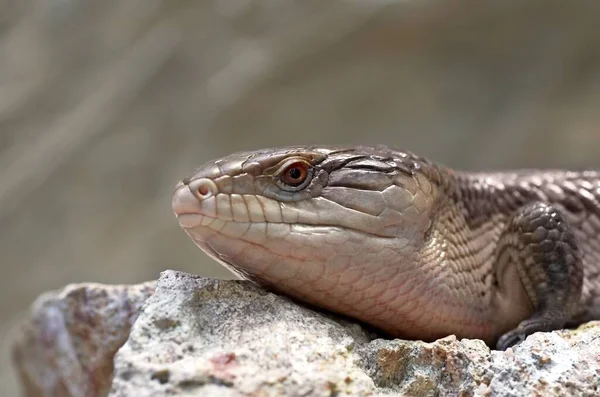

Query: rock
<box><xmin>109</xmin><ymin>271</ymin><xmax>600</xmax><ymax>397</ymax></box>
<box><xmin>358</xmin><ymin>330</ymin><xmax>600</xmax><ymax>396</ymax></box>
<box><xmin>108</xmin><ymin>270</ymin><xmax>377</xmax><ymax>397</ymax></box>
<box><xmin>13</xmin><ymin>270</ymin><xmax>600</xmax><ymax>396</ymax></box>
<box><xmin>12</xmin><ymin>281</ymin><xmax>156</xmax><ymax>397</ymax></box>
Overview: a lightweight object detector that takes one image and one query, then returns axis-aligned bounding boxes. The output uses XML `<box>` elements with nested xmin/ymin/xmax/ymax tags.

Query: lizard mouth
<box><xmin>172</xmin><ymin>179</ymin><xmax>404</xmax><ymax>240</ymax></box>
<box><xmin>175</xmin><ymin>213</ymin><xmax>205</xmax><ymax>229</ymax></box>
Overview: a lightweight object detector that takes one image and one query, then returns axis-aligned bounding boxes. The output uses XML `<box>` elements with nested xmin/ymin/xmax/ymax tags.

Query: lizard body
<box><xmin>172</xmin><ymin>145</ymin><xmax>600</xmax><ymax>349</ymax></box>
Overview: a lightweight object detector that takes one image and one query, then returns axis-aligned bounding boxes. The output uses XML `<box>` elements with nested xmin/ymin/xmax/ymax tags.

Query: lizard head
<box><xmin>172</xmin><ymin>145</ymin><xmax>441</xmax><ymax>332</ymax></box>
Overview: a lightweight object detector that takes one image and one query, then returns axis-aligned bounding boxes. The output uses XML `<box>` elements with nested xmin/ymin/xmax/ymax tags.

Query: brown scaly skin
<box><xmin>172</xmin><ymin>145</ymin><xmax>600</xmax><ymax>350</ymax></box>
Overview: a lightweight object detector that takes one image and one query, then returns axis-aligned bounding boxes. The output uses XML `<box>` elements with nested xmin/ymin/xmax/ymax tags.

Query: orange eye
<box><xmin>281</xmin><ymin>162</ymin><xmax>309</xmax><ymax>186</ymax></box>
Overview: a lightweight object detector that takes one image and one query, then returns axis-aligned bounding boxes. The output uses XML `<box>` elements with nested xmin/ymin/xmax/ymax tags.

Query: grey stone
<box><xmin>13</xmin><ymin>270</ymin><xmax>600</xmax><ymax>396</ymax></box>
<box><xmin>109</xmin><ymin>270</ymin><xmax>376</xmax><ymax>397</ymax></box>
<box><xmin>109</xmin><ymin>271</ymin><xmax>600</xmax><ymax>397</ymax></box>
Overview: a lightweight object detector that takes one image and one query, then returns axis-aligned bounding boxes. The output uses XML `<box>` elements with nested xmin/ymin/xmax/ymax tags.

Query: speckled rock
<box><xmin>358</xmin><ymin>329</ymin><xmax>600</xmax><ymax>396</ymax></box>
<box><xmin>13</xmin><ymin>270</ymin><xmax>600</xmax><ymax>396</ymax></box>
<box><xmin>108</xmin><ymin>270</ymin><xmax>376</xmax><ymax>397</ymax></box>
<box><xmin>12</xmin><ymin>281</ymin><xmax>156</xmax><ymax>397</ymax></box>
<box><xmin>108</xmin><ymin>271</ymin><xmax>600</xmax><ymax>397</ymax></box>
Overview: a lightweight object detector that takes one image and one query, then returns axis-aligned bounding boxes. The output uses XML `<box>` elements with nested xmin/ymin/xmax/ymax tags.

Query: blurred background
<box><xmin>2</xmin><ymin>0</ymin><xmax>600</xmax><ymax>394</ymax></box>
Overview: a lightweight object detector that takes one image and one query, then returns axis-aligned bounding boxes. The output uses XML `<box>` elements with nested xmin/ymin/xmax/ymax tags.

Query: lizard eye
<box><xmin>281</xmin><ymin>162</ymin><xmax>309</xmax><ymax>186</ymax></box>
<box><xmin>272</xmin><ymin>157</ymin><xmax>315</xmax><ymax>191</ymax></box>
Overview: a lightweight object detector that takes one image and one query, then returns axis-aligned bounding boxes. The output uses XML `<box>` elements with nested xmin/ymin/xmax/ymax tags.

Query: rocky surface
<box><xmin>13</xmin><ymin>270</ymin><xmax>600</xmax><ymax>396</ymax></box>
<box><xmin>12</xmin><ymin>281</ymin><xmax>156</xmax><ymax>397</ymax></box>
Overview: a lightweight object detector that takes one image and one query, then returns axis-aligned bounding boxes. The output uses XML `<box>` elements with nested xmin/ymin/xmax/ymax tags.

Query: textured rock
<box><xmin>12</xmin><ymin>281</ymin><xmax>156</xmax><ymax>397</ymax></box>
<box><xmin>359</xmin><ymin>330</ymin><xmax>600</xmax><ymax>396</ymax></box>
<box><xmin>109</xmin><ymin>271</ymin><xmax>376</xmax><ymax>397</ymax></box>
<box><xmin>108</xmin><ymin>271</ymin><xmax>600</xmax><ymax>397</ymax></box>
<box><xmin>13</xmin><ymin>270</ymin><xmax>600</xmax><ymax>396</ymax></box>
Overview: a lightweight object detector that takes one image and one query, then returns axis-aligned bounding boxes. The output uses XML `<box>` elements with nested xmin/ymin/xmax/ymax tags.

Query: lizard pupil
<box><xmin>289</xmin><ymin>167</ymin><xmax>302</xmax><ymax>179</ymax></box>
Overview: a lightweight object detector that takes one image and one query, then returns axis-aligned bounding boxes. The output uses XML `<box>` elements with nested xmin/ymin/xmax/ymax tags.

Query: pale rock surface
<box><xmin>13</xmin><ymin>270</ymin><xmax>600</xmax><ymax>396</ymax></box>
<box><xmin>109</xmin><ymin>271</ymin><xmax>376</xmax><ymax>397</ymax></box>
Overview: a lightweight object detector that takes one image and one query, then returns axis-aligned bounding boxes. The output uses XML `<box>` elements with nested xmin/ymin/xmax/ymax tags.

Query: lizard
<box><xmin>171</xmin><ymin>145</ymin><xmax>600</xmax><ymax>350</ymax></box>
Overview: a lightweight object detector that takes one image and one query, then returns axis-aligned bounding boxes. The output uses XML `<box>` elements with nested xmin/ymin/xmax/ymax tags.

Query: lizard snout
<box><xmin>172</xmin><ymin>178</ymin><xmax>218</xmax><ymax>229</ymax></box>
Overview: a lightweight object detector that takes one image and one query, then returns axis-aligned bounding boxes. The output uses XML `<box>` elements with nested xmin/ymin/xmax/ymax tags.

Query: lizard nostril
<box><xmin>188</xmin><ymin>178</ymin><xmax>218</xmax><ymax>200</ymax></box>
<box><xmin>198</xmin><ymin>184</ymin><xmax>209</xmax><ymax>196</ymax></box>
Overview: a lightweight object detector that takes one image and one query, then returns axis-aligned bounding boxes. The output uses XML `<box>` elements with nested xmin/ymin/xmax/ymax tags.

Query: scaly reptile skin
<box><xmin>172</xmin><ymin>145</ymin><xmax>600</xmax><ymax>350</ymax></box>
